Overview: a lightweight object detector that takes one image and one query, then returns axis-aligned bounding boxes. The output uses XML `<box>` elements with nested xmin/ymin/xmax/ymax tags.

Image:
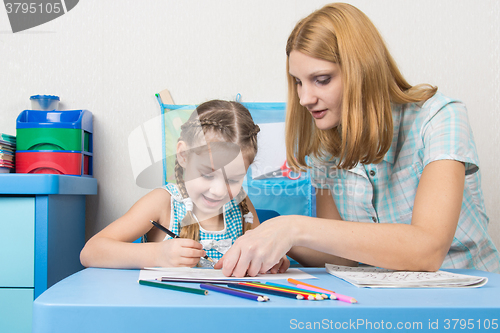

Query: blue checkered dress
<box><xmin>161</xmin><ymin>183</ymin><xmax>243</xmax><ymax>261</ymax></box>
<box><xmin>311</xmin><ymin>91</ymin><xmax>500</xmax><ymax>273</ymax></box>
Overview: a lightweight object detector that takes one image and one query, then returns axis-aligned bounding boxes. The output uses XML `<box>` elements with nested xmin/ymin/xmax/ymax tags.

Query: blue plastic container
<box><xmin>16</xmin><ymin>110</ymin><xmax>93</xmax><ymax>132</ymax></box>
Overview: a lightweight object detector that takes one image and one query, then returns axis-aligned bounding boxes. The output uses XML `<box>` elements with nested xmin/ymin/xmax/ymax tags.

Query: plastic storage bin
<box><xmin>16</xmin><ymin>109</ymin><xmax>93</xmax><ymax>177</ymax></box>
<box><xmin>16</xmin><ymin>128</ymin><xmax>90</xmax><ymax>152</ymax></box>
<box><xmin>15</xmin><ymin>151</ymin><xmax>92</xmax><ymax>176</ymax></box>
<box><xmin>16</xmin><ymin>110</ymin><xmax>92</xmax><ymax>152</ymax></box>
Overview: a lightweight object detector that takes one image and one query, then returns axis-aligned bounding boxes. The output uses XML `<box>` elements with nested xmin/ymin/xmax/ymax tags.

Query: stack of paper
<box><xmin>0</xmin><ymin>133</ymin><xmax>16</xmax><ymax>173</ymax></box>
<box><xmin>326</xmin><ymin>264</ymin><xmax>488</xmax><ymax>288</ymax></box>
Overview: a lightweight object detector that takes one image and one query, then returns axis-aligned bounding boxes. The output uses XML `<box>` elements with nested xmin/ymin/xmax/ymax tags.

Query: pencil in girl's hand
<box><xmin>151</xmin><ymin>220</ymin><xmax>179</xmax><ymax>239</ymax></box>
<box><xmin>200</xmin><ymin>283</ymin><xmax>268</xmax><ymax>302</ymax></box>
<box><xmin>138</xmin><ymin>279</ymin><xmax>208</xmax><ymax>295</ymax></box>
<box><xmin>150</xmin><ymin>220</ymin><xmax>216</xmax><ymax>267</ymax></box>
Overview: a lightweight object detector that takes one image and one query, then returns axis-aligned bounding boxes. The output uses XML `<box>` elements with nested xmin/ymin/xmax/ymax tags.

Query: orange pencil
<box><xmin>239</xmin><ymin>282</ymin><xmax>322</xmax><ymax>300</ymax></box>
<box><xmin>288</xmin><ymin>278</ymin><xmax>334</xmax><ymax>293</ymax></box>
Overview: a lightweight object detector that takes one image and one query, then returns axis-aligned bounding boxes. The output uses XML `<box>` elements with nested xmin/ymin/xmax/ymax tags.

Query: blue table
<box><xmin>33</xmin><ymin>268</ymin><xmax>500</xmax><ymax>333</ymax></box>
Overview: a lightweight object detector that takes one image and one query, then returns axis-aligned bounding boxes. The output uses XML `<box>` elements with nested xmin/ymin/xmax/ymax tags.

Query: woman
<box><xmin>214</xmin><ymin>3</ymin><xmax>500</xmax><ymax>277</ymax></box>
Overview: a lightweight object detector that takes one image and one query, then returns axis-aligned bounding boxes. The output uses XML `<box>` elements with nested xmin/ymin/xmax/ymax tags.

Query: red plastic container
<box><xmin>16</xmin><ymin>151</ymin><xmax>91</xmax><ymax>176</ymax></box>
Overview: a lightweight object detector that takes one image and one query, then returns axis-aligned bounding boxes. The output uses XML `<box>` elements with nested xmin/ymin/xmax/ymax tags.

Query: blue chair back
<box><xmin>255</xmin><ymin>209</ymin><xmax>280</xmax><ymax>222</ymax></box>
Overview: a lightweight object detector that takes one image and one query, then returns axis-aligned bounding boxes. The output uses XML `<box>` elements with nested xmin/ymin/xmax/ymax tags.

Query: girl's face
<box><xmin>288</xmin><ymin>50</ymin><xmax>343</xmax><ymax>130</ymax></box>
<box><xmin>178</xmin><ymin>141</ymin><xmax>250</xmax><ymax>220</ymax></box>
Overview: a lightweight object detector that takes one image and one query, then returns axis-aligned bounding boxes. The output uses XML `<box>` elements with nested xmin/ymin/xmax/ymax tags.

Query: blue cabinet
<box><xmin>0</xmin><ymin>197</ymin><xmax>35</xmax><ymax>287</ymax></box>
<box><xmin>0</xmin><ymin>174</ymin><xmax>97</xmax><ymax>333</ymax></box>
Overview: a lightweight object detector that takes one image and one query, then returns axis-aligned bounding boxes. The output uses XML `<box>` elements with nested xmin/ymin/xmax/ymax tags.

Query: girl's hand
<box><xmin>156</xmin><ymin>238</ymin><xmax>206</xmax><ymax>267</ymax></box>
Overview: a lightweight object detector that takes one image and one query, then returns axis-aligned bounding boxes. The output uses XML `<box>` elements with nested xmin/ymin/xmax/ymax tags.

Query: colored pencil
<box><xmin>138</xmin><ymin>279</ymin><xmax>208</xmax><ymax>295</ymax></box>
<box><xmin>288</xmin><ymin>279</ymin><xmax>357</xmax><ymax>304</ymax></box>
<box><xmin>200</xmin><ymin>283</ymin><xmax>268</xmax><ymax>302</ymax></box>
<box><xmin>158</xmin><ymin>277</ymin><xmax>259</xmax><ymax>284</ymax></box>
<box><xmin>264</xmin><ymin>282</ymin><xmax>329</xmax><ymax>299</ymax></box>
<box><xmin>317</xmin><ymin>289</ymin><xmax>357</xmax><ymax>304</ymax></box>
<box><xmin>151</xmin><ymin>220</ymin><xmax>178</xmax><ymax>239</ymax></box>
<box><xmin>287</xmin><ymin>278</ymin><xmax>334</xmax><ymax>293</ymax></box>
<box><xmin>238</xmin><ymin>282</ymin><xmax>323</xmax><ymax>300</ymax></box>
<box><xmin>228</xmin><ymin>283</ymin><xmax>306</xmax><ymax>300</ymax></box>
<box><xmin>292</xmin><ymin>283</ymin><xmax>336</xmax><ymax>300</ymax></box>
<box><xmin>251</xmin><ymin>283</ymin><xmax>322</xmax><ymax>300</ymax></box>
<box><xmin>254</xmin><ymin>282</ymin><xmax>328</xmax><ymax>301</ymax></box>
<box><xmin>150</xmin><ymin>220</ymin><xmax>215</xmax><ymax>267</ymax></box>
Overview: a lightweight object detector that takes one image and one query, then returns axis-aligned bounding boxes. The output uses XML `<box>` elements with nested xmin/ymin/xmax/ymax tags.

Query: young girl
<box><xmin>80</xmin><ymin>100</ymin><xmax>289</xmax><ymax>271</ymax></box>
<box><xmin>216</xmin><ymin>3</ymin><xmax>500</xmax><ymax>277</ymax></box>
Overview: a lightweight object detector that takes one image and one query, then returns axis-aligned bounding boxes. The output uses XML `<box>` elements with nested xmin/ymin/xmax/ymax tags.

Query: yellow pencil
<box><xmin>244</xmin><ymin>282</ymin><xmax>324</xmax><ymax>300</ymax></box>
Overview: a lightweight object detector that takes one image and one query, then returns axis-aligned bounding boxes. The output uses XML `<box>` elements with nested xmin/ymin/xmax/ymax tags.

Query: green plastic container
<box><xmin>16</xmin><ymin>128</ymin><xmax>91</xmax><ymax>152</ymax></box>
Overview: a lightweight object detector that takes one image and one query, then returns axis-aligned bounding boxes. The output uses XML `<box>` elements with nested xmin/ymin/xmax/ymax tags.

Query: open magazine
<box><xmin>326</xmin><ymin>264</ymin><xmax>488</xmax><ymax>288</ymax></box>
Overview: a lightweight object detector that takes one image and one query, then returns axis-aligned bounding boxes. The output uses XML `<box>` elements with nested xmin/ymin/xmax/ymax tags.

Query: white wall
<box><xmin>1</xmin><ymin>0</ymin><xmax>499</xmax><ymax>248</ymax></box>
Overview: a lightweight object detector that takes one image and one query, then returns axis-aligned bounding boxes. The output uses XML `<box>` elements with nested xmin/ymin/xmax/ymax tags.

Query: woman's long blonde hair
<box><xmin>174</xmin><ymin>100</ymin><xmax>260</xmax><ymax>241</ymax></box>
<box><xmin>285</xmin><ymin>3</ymin><xmax>437</xmax><ymax>170</ymax></box>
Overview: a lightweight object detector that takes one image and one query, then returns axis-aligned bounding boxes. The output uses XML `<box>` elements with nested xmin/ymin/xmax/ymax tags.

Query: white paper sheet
<box><xmin>326</xmin><ymin>264</ymin><xmax>488</xmax><ymax>288</ymax></box>
<box><xmin>139</xmin><ymin>267</ymin><xmax>317</xmax><ymax>281</ymax></box>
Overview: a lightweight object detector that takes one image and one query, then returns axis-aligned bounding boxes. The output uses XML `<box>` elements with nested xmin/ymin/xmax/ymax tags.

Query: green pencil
<box><xmin>138</xmin><ymin>279</ymin><xmax>208</xmax><ymax>295</ymax></box>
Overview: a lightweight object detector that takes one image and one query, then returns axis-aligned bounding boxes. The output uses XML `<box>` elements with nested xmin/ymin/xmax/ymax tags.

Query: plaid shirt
<box><xmin>162</xmin><ymin>183</ymin><xmax>243</xmax><ymax>261</ymax></box>
<box><xmin>311</xmin><ymin>92</ymin><xmax>500</xmax><ymax>273</ymax></box>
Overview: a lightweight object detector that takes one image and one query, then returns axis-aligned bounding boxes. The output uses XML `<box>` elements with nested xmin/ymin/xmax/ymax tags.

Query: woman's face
<box><xmin>288</xmin><ymin>50</ymin><xmax>343</xmax><ymax>130</ymax></box>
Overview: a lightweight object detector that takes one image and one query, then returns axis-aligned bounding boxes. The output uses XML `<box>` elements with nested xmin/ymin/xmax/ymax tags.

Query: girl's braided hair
<box><xmin>175</xmin><ymin>100</ymin><xmax>260</xmax><ymax>240</ymax></box>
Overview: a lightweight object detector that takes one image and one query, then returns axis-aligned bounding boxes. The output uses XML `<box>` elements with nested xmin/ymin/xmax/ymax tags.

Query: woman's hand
<box><xmin>268</xmin><ymin>255</ymin><xmax>290</xmax><ymax>274</ymax></box>
<box><xmin>156</xmin><ymin>238</ymin><xmax>207</xmax><ymax>267</ymax></box>
<box><xmin>214</xmin><ymin>216</ymin><xmax>296</xmax><ymax>277</ymax></box>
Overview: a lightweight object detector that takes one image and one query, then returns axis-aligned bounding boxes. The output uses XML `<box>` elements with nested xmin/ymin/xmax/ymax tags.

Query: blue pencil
<box><xmin>200</xmin><ymin>283</ymin><xmax>268</xmax><ymax>302</ymax></box>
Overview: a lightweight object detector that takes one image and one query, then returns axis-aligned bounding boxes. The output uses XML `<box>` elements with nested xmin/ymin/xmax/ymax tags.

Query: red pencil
<box><xmin>249</xmin><ymin>282</ymin><xmax>326</xmax><ymax>301</ymax></box>
<box><xmin>288</xmin><ymin>279</ymin><xmax>357</xmax><ymax>304</ymax></box>
<box><xmin>229</xmin><ymin>283</ymin><xmax>309</xmax><ymax>300</ymax></box>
